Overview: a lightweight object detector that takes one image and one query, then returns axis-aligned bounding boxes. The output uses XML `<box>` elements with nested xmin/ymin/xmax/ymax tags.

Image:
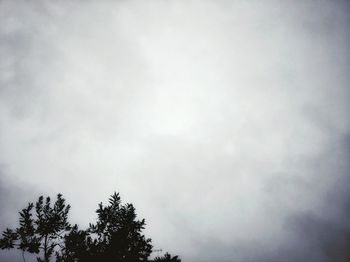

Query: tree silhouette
<box><xmin>58</xmin><ymin>192</ymin><xmax>153</xmax><ymax>262</ymax></box>
<box><xmin>88</xmin><ymin>192</ymin><xmax>153</xmax><ymax>261</ymax></box>
<box><xmin>1</xmin><ymin>192</ymin><xmax>180</xmax><ymax>262</ymax></box>
<box><xmin>154</xmin><ymin>252</ymin><xmax>181</xmax><ymax>262</ymax></box>
<box><xmin>0</xmin><ymin>194</ymin><xmax>71</xmax><ymax>262</ymax></box>
<box><xmin>55</xmin><ymin>224</ymin><xmax>91</xmax><ymax>262</ymax></box>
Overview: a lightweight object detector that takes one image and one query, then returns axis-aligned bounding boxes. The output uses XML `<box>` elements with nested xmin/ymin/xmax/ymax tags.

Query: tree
<box><xmin>59</xmin><ymin>192</ymin><xmax>153</xmax><ymax>261</ymax></box>
<box><xmin>154</xmin><ymin>252</ymin><xmax>181</xmax><ymax>262</ymax></box>
<box><xmin>55</xmin><ymin>225</ymin><xmax>90</xmax><ymax>262</ymax></box>
<box><xmin>0</xmin><ymin>194</ymin><xmax>71</xmax><ymax>262</ymax></box>
<box><xmin>1</xmin><ymin>192</ymin><xmax>181</xmax><ymax>262</ymax></box>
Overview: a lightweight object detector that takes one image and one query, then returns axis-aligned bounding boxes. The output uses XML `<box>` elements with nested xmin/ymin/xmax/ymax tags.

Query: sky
<box><xmin>0</xmin><ymin>0</ymin><xmax>350</xmax><ymax>261</ymax></box>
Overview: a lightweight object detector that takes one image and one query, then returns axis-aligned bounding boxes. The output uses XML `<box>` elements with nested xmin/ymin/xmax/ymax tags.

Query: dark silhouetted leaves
<box><xmin>0</xmin><ymin>194</ymin><xmax>71</xmax><ymax>262</ymax></box>
<box><xmin>154</xmin><ymin>252</ymin><xmax>181</xmax><ymax>262</ymax></box>
<box><xmin>1</xmin><ymin>192</ymin><xmax>180</xmax><ymax>262</ymax></box>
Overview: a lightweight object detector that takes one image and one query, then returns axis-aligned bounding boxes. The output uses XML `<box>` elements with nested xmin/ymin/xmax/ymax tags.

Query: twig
<box><xmin>22</xmin><ymin>250</ymin><xmax>26</xmax><ymax>262</ymax></box>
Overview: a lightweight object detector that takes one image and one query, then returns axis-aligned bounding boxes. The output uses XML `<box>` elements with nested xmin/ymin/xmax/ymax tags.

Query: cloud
<box><xmin>0</xmin><ymin>0</ymin><xmax>350</xmax><ymax>261</ymax></box>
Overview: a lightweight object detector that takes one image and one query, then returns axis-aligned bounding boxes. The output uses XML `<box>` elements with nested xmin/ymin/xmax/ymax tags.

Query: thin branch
<box><xmin>22</xmin><ymin>250</ymin><xmax>26</xmax><ymax>262</ymax></box>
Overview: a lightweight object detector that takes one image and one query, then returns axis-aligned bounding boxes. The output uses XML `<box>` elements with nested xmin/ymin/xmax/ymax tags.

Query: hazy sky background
<box><xmin>0</xmin><ymin>0</ymin><xmax>350</xmax><ymax>261</ymax></box>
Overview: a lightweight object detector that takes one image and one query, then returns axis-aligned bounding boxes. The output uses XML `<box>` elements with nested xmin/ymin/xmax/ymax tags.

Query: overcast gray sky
<box><xmin>1</xmin><ymin>0</ymin><xmax>350</xmax><ymax>261</ymax></box>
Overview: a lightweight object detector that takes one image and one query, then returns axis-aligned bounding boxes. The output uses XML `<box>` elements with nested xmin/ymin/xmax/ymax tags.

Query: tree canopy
<box><xmin>0</xmin><ymin>192</ymin><xmax>180</xmax><ymax>262</ymax></box>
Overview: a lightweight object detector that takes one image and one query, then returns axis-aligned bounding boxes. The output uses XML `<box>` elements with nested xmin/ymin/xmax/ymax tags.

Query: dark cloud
<box><xmin>247</xmin><ymin>134</ymin><xmax>350</xmax><ymax>262</ymax></box>
<box><xmin>278</xmin><ymin>136</ymin><xmax>350</xmax><ymax>262</ymax></box>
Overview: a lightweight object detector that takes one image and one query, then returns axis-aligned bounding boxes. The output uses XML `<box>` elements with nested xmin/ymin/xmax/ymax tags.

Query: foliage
<box><xmin>0</xmin><ymin>194</ymin><xmax>71</xmax><ymax>262</ymax></box>
<box><xmin>154</xmin><ymin>252</ymin><xmax>181</xmax><ymax>262</ymax></box>
<box><xmin>55</xmin><ymin>225</ymin><xmax>90</xmax><ymax>262</ymax></box>
<box><xmin>58</xmin><ymin>192</ymin><xmax>153</xmax><ymax>261</ymax></box>
<box><xmin>0</xmin><ymin>192</ymin><xmax>180</xmax><ymax>262</ymax></box>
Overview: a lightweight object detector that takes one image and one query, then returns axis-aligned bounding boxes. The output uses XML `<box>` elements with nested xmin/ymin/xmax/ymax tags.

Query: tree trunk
<box><xmin>44</xmin><ymin>235</ymin><xmax>49</xmax><ymax>262</ymax></box>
